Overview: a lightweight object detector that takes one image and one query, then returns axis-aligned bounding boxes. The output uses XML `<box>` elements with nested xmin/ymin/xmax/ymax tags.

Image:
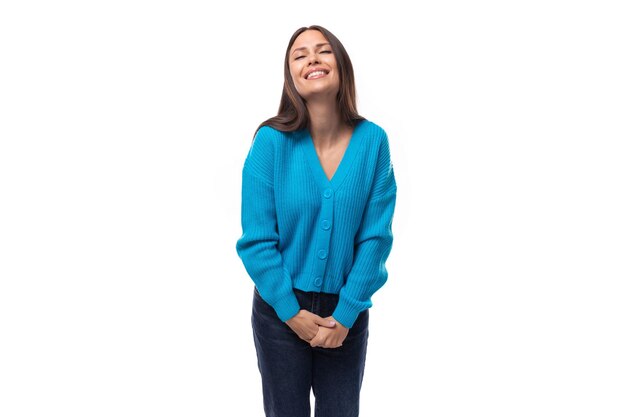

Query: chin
<box><xmin>300</xmin><ymin>86</ymin><xmax>339</xmax><ymax>101</ymax></box>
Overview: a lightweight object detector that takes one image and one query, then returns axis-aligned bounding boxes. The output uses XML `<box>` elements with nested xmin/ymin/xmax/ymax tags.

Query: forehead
<box><xmin>290</xmin><ymin>30</ymin><xmax>329</xmax><ymax>51</ymax></box>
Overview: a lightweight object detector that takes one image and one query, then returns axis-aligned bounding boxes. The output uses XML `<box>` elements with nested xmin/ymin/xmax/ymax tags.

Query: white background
<box><xmin>1</xmin><ymin>1</ymin><xmax>625</xmax><ymax>416</ymax></box>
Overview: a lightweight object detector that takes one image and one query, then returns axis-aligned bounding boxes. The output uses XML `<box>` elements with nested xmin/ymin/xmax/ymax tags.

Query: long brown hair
<box><xmin>256</xmin><ymin>25</ymin><xmax>364</xmax><ymax>135</ymax></box>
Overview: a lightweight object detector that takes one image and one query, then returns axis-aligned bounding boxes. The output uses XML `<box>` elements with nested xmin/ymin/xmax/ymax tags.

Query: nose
<box><xmin>307</xmin><ymin>53</ymin><xmax>320</xmax><ymax>66</ymax></box>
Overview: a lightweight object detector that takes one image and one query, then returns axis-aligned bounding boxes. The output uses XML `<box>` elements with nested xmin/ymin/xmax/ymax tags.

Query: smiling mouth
<box><xmin>305</xmin><ymin>70</ymin><xmax>329</xmax><ymax>80</ymax></box>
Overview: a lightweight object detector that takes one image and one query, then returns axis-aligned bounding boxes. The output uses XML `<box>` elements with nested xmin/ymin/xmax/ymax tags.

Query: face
<box><xmin>289</xmin><ymin>30</ymin><xmax>340</xmax><ymax>101</ymax></box>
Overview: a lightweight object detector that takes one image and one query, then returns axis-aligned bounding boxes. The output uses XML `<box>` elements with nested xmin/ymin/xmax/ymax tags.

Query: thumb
<box><xmin>315</xmin><ymin>317</ymin><xmax>336</xmax><ymax>328</ymax></box>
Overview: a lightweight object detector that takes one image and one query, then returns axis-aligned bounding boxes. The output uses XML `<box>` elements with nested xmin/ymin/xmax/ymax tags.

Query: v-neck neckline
<box><xmin>302</xmin><ymin>119</ymin><xmax>365</xmax><ymax>191</ymax></box>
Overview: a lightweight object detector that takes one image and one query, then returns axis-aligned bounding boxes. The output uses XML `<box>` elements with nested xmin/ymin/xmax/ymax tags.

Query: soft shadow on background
<box><xmin>1</xmin><ymin>1</ymin><xmax>625</xmax><ymax>416</ymax></box>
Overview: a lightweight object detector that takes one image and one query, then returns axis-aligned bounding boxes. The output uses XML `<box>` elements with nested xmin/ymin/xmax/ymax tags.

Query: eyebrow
<box><xmin>291</xmin><ymin>42</ymin><xmax>331</xmax><ymax>55</ymax></box>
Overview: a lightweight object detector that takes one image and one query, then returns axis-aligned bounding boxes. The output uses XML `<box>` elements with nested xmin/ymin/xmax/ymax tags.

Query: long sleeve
<box><xmin>235</xmin><ymin>128</ymin><xmax>300</xmax><ymax>322</ymax></box>
<box><xmin>332</xmin><ymin>133</ymin><xmax>397</xmax><ymax>328</ymax></box>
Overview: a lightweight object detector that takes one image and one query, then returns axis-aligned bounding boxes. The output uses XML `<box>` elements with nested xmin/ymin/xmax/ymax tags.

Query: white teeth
<box><xmin>306</xmin><ymin>70</ymin><xmax>326</xmax><ymax>79</ymax></box>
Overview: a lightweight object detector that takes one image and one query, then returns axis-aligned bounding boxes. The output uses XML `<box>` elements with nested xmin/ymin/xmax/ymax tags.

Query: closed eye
<box><xmin>294</xmin><ymin>50</ymin><xmax>331</xmax><ymax>61</ymax></box>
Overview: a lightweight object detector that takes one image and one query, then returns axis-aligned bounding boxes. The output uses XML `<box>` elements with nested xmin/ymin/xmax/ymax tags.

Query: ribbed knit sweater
<box><xmin>235</xmin><ymin>119</ymin><xmax>397</xmax><ymax>328</ymax></box>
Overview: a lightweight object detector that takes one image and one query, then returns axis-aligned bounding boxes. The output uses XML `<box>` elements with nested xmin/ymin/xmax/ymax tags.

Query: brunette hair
<box><xmin>256</xmin><ymin>25</ymin><xmax>364</xmax><ymax>134</ymax></box>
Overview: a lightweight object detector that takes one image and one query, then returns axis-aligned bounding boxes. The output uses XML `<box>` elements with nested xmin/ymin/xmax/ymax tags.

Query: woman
<box><xmin>235</xmin><ymin>25</ymin><xmax>397</xmax><ymax>417</ymax></box>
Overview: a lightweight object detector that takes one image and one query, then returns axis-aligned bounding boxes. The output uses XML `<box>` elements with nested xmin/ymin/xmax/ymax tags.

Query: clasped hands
<box><xmin>286</xmin><ymin>310</ymin><xmax>348</xmax><ymax>348</ymax></box>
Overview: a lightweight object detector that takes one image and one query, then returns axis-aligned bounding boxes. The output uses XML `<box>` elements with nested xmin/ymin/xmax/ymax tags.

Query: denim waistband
<box><xmin>292</xmin><ymin>287</ymin><xmax>339</xmax><ymax>318</ymax></box>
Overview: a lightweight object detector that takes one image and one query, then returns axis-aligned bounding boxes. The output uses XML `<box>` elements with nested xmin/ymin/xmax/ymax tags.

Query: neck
<box><xmin>306</xmin><ymin>98</ymin><xmax>345</xmax><ymax>146</ymax></box>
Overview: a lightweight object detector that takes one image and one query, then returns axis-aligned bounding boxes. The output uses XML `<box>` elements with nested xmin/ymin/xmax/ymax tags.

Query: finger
<box><xmin>314</xmin><ymin>317</ymin><xmax>336</xmax><ymax>328</ymax></box>
<box><xmin>304</xmin><ymin>328</ymin><xmax>319</xmax><ymax>340</ymax></box>
<box><xmin>309</xmin><ymin>333</ymin><xmax>324</xmax><ymax>347</ymax></box>
<box><xmin>326</xmin><ymin>337</ymin><xmax>342</xmax><ymax>349</ymax></box>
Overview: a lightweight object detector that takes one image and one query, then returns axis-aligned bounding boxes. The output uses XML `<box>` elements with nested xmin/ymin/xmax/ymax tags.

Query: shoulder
<box><xmin>252</xmin><ymin>125</ymin><xmax>279</xmax><ymax>147</ymax></box>
<box><xmin>243</xmin><ymin>126</ymin><xmax>283</xmax><ymax>177</ymax></box>
<box><xmin>357</xmin><ymin>119</ymin><xmax>392</xmax><ymax>158</ymax></box>
<box><xmin>358</xmin><ymin>120</ymin><xmax>396</xmax><ymax>196</ymax></box>
<box><xmin>251</xmin><ymin>125</ymin><xmax>297</xmax><ymax>150</ymax></box>
<box><xmin>358</xmin><ymin>119</ymin><xmax>389</xmax><ymax>145</ymax></box>
<box><xmin>248</xmin><ymin>126</ymin><xmax>282</xmax><ymax>157</ymax></box>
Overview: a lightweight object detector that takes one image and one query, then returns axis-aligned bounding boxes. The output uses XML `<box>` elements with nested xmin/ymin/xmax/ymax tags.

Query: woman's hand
<box><xmin>286</xmin><ymin>310</ymin><xmax>336</xmax><ymax>342</ymax></box>
<box><xmin>309</xmin><ymin>316</ymin><xmax>349</xmax><ymax>349</ymax></box>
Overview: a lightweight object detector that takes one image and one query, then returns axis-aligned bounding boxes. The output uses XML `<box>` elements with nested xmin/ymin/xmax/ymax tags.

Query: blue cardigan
<box><xmin>236</xmin><ymin>119</ymin><xmax>397</xmax><ymax>328</ymax></box>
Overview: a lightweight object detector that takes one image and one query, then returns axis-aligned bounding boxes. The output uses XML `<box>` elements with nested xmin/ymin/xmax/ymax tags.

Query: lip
<box><xmin>304</xmin><ymin>67</ymin><xmax>329</xmax><ymax>80</ymax></box>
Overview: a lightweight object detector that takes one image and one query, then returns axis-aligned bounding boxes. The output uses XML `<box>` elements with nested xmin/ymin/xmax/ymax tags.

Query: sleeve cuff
<box><xmin>272</xmin><ymin>291</ymin><xmax>301</xmax><ymax>322</ymax></box>
<box><xmin>332</xmin><ymin>297</ymin><xmax>370</xmax><ymax>329</ymax></box>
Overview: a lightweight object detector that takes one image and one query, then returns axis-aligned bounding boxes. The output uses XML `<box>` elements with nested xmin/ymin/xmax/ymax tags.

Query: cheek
<box><xmin>289</xmin><ymin>69</ymin><xmax>304</xmax><ymax>93</ymax></box>
<box><xmin>324</xmin><ymin>58</ymin><xmax>339</xmax><ymax>81</ymax></box>
<box><xmin>288</xmin><ymin>66</ymin><xmax>298</xmax><ymax>81</ymax></box>
<box><xmin>289</xmin><ymin>72</ymin><xmax>299</xmax><ymax>88</ymax></box>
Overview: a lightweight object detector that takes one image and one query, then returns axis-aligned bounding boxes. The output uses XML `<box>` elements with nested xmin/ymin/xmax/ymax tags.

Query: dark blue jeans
<box><xmin>251</xmin><ymin>287</ymin><xmax>369</xmax><ymax>417</ymax></box>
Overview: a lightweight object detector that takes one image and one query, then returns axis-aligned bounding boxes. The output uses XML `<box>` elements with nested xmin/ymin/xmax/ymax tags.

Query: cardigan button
<box><xmin>314</xmin><ymin>276</ymin><xmax>323</xmax><ymax>287</ymax></box>
<box><xmin>323</xmin><ymin>188</ymin><xmax>333</xmax><ymax>199</ymax></box>
<box><xmin>317</xmin><ymin>249</ymin><xmax>328</xmax><ymax>259</ymax></box>
<box><xmin>321</xmin><ymin>220</ymin><xmax>331</xmax><ymax>230</ymax></box>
